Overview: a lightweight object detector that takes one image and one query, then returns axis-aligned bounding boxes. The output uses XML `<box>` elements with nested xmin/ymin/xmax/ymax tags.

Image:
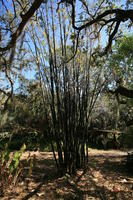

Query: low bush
<box><xmin>0</xmin><ymin>144</ymin><xmax>26</xmax><ymax>197</ymax></box>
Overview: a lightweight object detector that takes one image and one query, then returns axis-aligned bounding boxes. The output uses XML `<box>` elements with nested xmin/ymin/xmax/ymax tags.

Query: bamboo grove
<box><xmin>22</xmin><ymin>1</ymin><xmax>107</xmax><ymax>174</ymax></box>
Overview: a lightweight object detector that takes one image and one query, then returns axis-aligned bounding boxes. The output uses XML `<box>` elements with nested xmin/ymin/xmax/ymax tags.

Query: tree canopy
<box><xmin>0</xmin><ymin>0</ymin><xmax>133</xmax><ymax>54</ymax></box>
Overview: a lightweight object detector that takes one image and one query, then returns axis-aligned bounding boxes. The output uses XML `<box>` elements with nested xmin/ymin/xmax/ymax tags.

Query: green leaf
<box><xmin>14</xmin><ymin>159</ymin><xmax>19</xmax><ymax>169</ymax></box>
<box><xmin>20</xmin><ymin>143</ymin><xmax>26</xmax><ymax>153</ymax></box>
<box><xmin>9</xmin><ymin>160</ymin><xmax>16</xmax><ymax>173</ymax></box>
<box><xmin>4</xmin><ymin>149</ymin><xmax>10</xmax><ymax>162</ymax></box>
<box><xmin>14</xmin><ymin>151</ymin><xmax>20</xmax><ymax>159</ymax></box>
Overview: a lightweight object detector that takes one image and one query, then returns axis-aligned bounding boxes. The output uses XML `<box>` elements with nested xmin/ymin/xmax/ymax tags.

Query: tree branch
<box><xmin>58</xmin><ymin>1</ymin><xmax>133</xmax><ymax>55</ymax></box>
<box><xmin>0</xmin><ymin>0</ymin><xmax>132</xmax><ymax>55</ymax></box>
<box><xmin>103</xmin><ymin>20</ymin><xmax>121</xmax><ymax>55</ymax></box>
<box><xmin>109</xmin><ymin>85</ymin><xmax>133</xmax><ymax>99</ymax></box>
<box><xmin>0</xmin><ymin>0</ymin><xmax>47</xmax><ymax>53</ymax></box>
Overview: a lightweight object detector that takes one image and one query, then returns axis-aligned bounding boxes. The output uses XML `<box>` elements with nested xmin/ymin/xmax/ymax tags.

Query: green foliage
<box><xmin>0</xmin><ymin>144</ymin><xmax>26</xmax><ymax>196</ymax></box>
<box><xmin>9</xmin><ymin>144</ymin><xmax>26</xmax><ymax>173</ymax></box>
<box><xmin>118</xmin><ymin>36</ymin><xmax>133</xmax><ymax>57</ymax></box>
<box><xmin>109</xmin><ymin>35</ymin><xmax>133</xmax><ymax>81</ymax></box>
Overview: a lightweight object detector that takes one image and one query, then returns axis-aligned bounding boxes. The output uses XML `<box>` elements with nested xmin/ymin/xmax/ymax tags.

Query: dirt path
<box><xmin>1</xmin><ymin>149</ymin><xmax>133</xmax><ymax>200</ymax></box>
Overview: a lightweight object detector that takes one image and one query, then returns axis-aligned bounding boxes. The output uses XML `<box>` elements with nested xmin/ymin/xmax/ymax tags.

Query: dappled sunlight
<box><xmin>1</xmin><ymin>149</ymin><xmax>133</xmax><ymax>200</ymax></box>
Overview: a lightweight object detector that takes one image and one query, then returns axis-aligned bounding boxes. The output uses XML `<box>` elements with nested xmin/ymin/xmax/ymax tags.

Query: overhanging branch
<box><xmin>0</xmin><ymin>0</ymin><xmax>132</xmax><ymax>55</ymax></box>
<box><xmin>59</xmin><ymin>1</ymin><xmax>133</xmax><ymax>54</ymax></box>
<box><xmin>0</xmin><ymin>0</ymin><xmax>47</xmax><ymax>53</ymax></box>
<box><xmin>109</xmin><ymin>86</ymin><xmax>133</xmax><ymax>99</ymax></box>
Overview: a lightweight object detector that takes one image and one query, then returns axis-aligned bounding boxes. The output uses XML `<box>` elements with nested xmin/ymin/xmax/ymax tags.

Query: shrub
<box><xmin>0</xmin><ymin>144</ymin><xmax>26</xmax><ymax>197</ymax></box>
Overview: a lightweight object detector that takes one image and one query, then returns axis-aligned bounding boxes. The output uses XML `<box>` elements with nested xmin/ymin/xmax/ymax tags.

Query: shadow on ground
<box><xmin>2</xmin><ymin>151</ymin><xmax>133</xmax><ymax>200</ymax></box>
